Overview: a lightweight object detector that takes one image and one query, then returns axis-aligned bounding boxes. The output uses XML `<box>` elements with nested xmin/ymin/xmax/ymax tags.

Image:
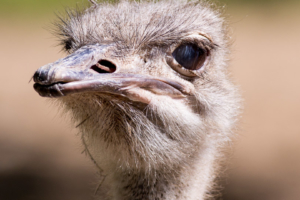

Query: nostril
<box><xmin>91</xmin><ymin>59</ymin><xmax>117</xmax><ymax>74</ymax></box>
<box><xmin>33</xmin><ymin>70</ymin><xmax>47</xmax><ymax>83</ymax></box>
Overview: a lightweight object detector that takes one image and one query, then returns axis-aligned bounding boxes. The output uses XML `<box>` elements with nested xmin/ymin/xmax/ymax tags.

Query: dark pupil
<box><xmin>172</xmin><ymin>44</ymin><xmax>206</xmax><ymax>70</ymax></box>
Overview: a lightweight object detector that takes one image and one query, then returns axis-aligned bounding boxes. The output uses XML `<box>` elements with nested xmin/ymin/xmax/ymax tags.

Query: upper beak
<box><xmin>33</xmin><ymin>44</ymin><xmax>192</xmax><ymax>104</ymax></box>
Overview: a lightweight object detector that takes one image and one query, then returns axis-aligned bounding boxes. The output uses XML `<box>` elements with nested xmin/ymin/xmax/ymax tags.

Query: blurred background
<box><xmin>0</xmin><ymin>0</ymin><xmax>300</xmax><ymax>199</ymax></box>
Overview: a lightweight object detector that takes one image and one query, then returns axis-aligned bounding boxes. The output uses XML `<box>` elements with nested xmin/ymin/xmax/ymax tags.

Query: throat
<box><xmin>101</xmin><ymin>147</ymin><xmax>217</xmax><ymax>200</ymax></box>
<box><xmin>109</xmin><ymin>168</ymin><xmax>186</xmax><ymax>200</ymax></box>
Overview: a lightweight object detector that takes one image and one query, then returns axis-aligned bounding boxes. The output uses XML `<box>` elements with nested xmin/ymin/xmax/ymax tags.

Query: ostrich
<box><xmin>33</xmin><ymin>0</ymin><xmax>239</xmax><ymax>199</ymax></box>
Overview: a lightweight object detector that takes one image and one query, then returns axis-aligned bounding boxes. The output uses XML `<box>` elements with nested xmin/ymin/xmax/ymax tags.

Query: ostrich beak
<box><xmin>33</xmin><ymin>44</ymin><xmax>191</xmax><ymax>103</ymax></box>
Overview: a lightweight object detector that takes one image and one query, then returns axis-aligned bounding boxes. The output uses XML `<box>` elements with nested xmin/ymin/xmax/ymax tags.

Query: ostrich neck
<box><xmin>101</xmin><ymin>146</ymin><xmax>217</xmax><ymax>200</ymax></box>
<box><xmin>78</xmin><ymin>101</ymin><xmax>221</xmax><ymax>199</ymax></box>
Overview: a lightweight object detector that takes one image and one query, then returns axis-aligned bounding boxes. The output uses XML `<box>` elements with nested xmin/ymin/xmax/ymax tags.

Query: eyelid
<box><xmin>166</xmin><ymin>54</ymin><xmax>198</xmax><ymax>77</ymax></box>
<box><xmin>185</xmin><ymin>32</ymin><xmax>213</xmax><ymax>43</ymax></box>
<box><xmin>169</xmin><ymin>33</ymin><xmax>215</xmax><ymax>54</ymax></box>
<box><xmin>166</xmin><ymin>52</ymin><xmax>209</xmax><ymax>77</ymax></box>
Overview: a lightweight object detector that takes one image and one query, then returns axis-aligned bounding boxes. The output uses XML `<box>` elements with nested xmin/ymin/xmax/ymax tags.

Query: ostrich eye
<box><xmin>172</xmin><ymin>44</ymin><xmax>207</xmax><ymax>70</ymax></box>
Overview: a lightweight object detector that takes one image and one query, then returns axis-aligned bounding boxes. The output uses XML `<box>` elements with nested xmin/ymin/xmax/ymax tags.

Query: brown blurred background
<box><xmin>0</xmin><ymin>0</ymin><xmax>300</xmax><ymax>200</ymax></box>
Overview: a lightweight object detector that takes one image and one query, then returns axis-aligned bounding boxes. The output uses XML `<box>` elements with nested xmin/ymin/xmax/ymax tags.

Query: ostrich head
<box><xmin>33</xmin><ymin>0</ymin><xmax>239</xmax><ymax>199</ymax></box>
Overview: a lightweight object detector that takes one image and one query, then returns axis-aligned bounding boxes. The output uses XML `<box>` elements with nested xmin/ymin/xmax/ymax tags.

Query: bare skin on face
<box><xmin>33</xmin><ymin>1</ymin><xmax>240</xmax><ymax>200</ymax></box>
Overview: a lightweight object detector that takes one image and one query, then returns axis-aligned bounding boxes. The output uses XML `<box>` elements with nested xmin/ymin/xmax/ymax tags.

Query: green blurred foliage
<box><xmin>0</xmin><ymin>0</ymin><xmax>298</xmax><ymax>19</ymax></box>
<box><xmin>0</xmin><ymin>0</ymin><xmax>81</xmax><ymax>18</ymax></box>
<box><xmin>221</xmin><ymin>0</ymin><xmax>298</xmax><ymax>4</ymax></box>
